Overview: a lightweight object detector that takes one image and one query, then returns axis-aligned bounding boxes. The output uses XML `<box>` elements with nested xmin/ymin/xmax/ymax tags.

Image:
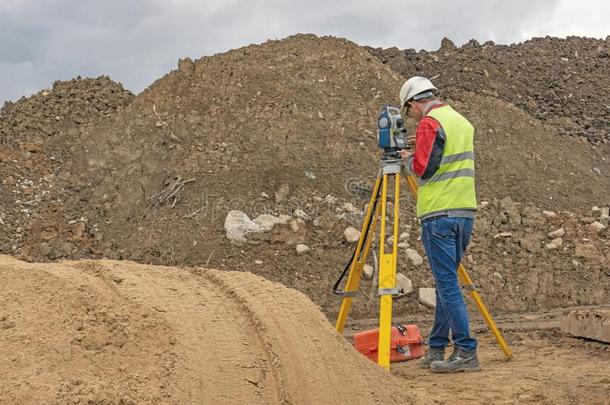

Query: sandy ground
<box><xmin>395</xmin><ymin>333</ymin><xmax>610</xmax><ymax>404</ymax></box>
<box><xmin>1</xmin><ymin>255</ymin><xmax>608</xmax><ymax>404</ymax></box>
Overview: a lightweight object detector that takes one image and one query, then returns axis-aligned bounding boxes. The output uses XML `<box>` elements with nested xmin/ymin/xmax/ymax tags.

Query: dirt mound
<box><xmin>0</xmin><ymin>76</ymin><xmax>134</xmax><ymax>260</ymax></box>
<box><xmin>366</xmin><ymin>36</ymin><xmax>610</xmax><ymax>144</ymax></box>
<box><xmin>0</xmin><ymin>76</ymin><xmax>134</xmax><ymax>147</ymax></box>
<box><xmin>1</xmin><ymin>34</ymin><xmax>608</xmax><ymax>320</ymax></box>
<box><xmin>0</xmin><ymin>255</ymin><xmax>416</xmax><ymax>404</ymax></box>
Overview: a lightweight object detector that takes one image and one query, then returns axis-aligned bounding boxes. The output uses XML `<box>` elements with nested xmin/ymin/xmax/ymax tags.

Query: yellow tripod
<box><xmin>334</xmin><ymin>159</ymin><xmax>513</xmax><ymax>370</ymax></box>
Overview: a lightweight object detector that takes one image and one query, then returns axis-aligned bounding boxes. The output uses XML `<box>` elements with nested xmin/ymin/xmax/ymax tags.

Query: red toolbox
<box><xmin>353</xmin><ymin>324</ymin><xmax>424</xmax><ymax>363</ymax></box>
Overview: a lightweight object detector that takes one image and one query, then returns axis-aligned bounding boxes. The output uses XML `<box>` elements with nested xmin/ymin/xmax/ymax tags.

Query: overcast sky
<box><xmin>1</xmin><ymin>0</ymin><xmax>608</xmax><ymax>106</ymax></box>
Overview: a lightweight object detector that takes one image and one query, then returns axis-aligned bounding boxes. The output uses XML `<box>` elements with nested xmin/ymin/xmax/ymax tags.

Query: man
<box><xmin>398</xmin><ymin>76</ymin><xmax>480</xmax><ymax>373</ymax></box>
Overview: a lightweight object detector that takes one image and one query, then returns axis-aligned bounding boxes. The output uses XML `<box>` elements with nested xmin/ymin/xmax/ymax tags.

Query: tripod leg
<box><xmin>335</xmin><ymin>174</ymin><xmax>382</xmax><ymax>334</ymax></box>
<box><xmin>401</xmin><ymin>169</ymin><xmax>513</xmax><ymax>360</ymax></box>
<box><xmin>458</xmin><ymin>266</ymin><xmax>513</xmax><ymax>359</ymax></box>
<box><xmin>377</xmin><ymin>173</ymin><xmax>400</xmax><ymax>369</ymax></box>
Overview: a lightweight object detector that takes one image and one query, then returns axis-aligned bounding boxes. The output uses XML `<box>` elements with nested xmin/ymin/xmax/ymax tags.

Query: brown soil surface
<box><xmin>0</xmin><ymin>34</ymin><xmax>608</xmax><ymax>322</ymax></box>
<box><xmin>0</xmin><ymin>255</ymin><xmax>415</xmax><ymax>404</ymax></box>
<box><xmin>395</xmin><ymin>331</ymin><xmax>610</xmax><ymax>404</ymax></box>
<box><xmin>366</xmin><ymin>36</ymin><xmax>610</xmax><ymax>144</ymax></box>
<box><xmin>1</xmin><ymin>255</ymin><xmax>608</xmax><ymax>404</ymax></box>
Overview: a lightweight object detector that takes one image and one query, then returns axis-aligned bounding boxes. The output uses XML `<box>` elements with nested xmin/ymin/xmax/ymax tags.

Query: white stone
<box><xmin>293</xmin><ymin>209</ymin><xmax>311</xmax><ymax>221</ymax></box>
<box><xmin>224</xmin><ymin>210</ymin><xmax>263</xmax><ymax>243</ymax></box>
<box><xmin>324</xmin><ymin>194</ymin><xmax>337</xmax><ymax>204</ymax></box>
<box><xmin>275</xmin><ymin>184</ymin><xmax>290</xmax><ymax>203</ymax></box>
<box><xmin>296</xmin><ymin>244</ymin><xmax>310</xmax><ymax>255</ymax></box>
<box><xmin>551</xmin><ymin>237</ymin><xmax>563</xmax><ymax>247</ymax></box>
<box><xmin>260</xmin><ymin>192</ymin><xmax>269</xmax><ymax>198</ymax></box>
<box><xmin>479</xmin><ymin>201</ymin><xmax>489</xmax><ymax>208</ymax></box>
<box><xmin>590</xmin><ymin>221</ymin><xmax>607</xmax><ymax>232</ymax></box>
<box><xmin>545</xmin><ymin>242</ymin><xmax>559</xmax><ymax>250</ymax></box>
<box><xmin>344</xmin><ymin>227</ymin><xmax>361</xmax><ymax>243</ymax></box>
<box><xmin>405</xmin><ymin>248</ymin><xmax>424</xmax><ymax>266</ymax></box>
<box><xmin>397</xmin><ymin>241</ymin><xmax>409</xmax><ymax>249</ymax></box>
<box><xmin>362</xmin><ymin>264</ymin><xmax>374</xmax><ymax>280</ymax></box>
<box><xmin>290</xmin><ymin>218</ymin><xmax>306</xmax><ymax>233</ymax></box>
<box><xmin>253</xmin><ymin>214</ymin><xmax>290</xmax><ymax>232</ymax></box>
<box><xmin>396</xmin><ymin>273</ymin><xmax>413</xmax><ymax>295</ymax></box>
<box><xmin>342</xmin><ymin>202</ymin><xmax>359</xmax><ymax>213</ymax></box>
<box><xmin>542</xmin><ymin>210</ymin><xmax>557</xmax><ymax>218</ymax></box>
<box><xmin>399</xmin><ymin>232</ymin><xmax>409</xmax><ymax>241</ymax></box>
<box><xmin>418</xmin><ymin>288</ymin><xmax>436</xmax><ymax>308</ymax></box>
<box><xmin>548</xmin><ymin>228</ymin><xmax>565</xmax><ymax>238</ymax></box>
<box><xmin>254</xmin><ymin>259</ymin><xmax>263</xmax><ymax>265</ymax></box>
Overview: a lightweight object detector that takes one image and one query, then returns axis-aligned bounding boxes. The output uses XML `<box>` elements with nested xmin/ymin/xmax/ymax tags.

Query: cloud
<box><xmin>0</xmin><ymin>0</ymin><xmax>607</xmax><ymax>106</ymax></box>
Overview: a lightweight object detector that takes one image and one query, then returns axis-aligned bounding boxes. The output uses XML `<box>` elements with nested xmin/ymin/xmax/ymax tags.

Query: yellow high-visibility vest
<box><xmin>416</xmin><ymin>105</ymin><xmax>477</xmax><ymax>218</ymax></box>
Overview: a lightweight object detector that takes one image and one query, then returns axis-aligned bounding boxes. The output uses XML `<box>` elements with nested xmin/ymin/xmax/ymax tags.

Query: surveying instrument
<box><xmin>333</xmin><ymin>106</ymin><xmax>513</xmax><ymax>370</ymax></box>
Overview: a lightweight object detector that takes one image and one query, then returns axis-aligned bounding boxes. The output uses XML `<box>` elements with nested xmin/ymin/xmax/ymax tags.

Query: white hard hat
<box><xmin>399</xmin><ymin>76</ymin><xmax>437</xmax><ymax>110</ymax></box>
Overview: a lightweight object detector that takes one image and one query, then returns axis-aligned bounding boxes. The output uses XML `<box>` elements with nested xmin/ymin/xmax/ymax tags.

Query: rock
<box><xmin>362</xmin><ymin>264</ymin><xmax>374</xmax><ymax>279</ymax></box>
<box><xmin>519</xmin><ymin>233</ymin><xmax>544</xmax><ymax>253</ymax></box>
<box><xmin>296</xmin><ymin>244</ymin><xmax>310</xmax><ymax>255</ymax></box>
<box><xmin>275</xmin><ymin>183</ymin><xmax>290</xmax><ymax>203</ymax></box>
<box><xmin>545</xmin><ymin>241</ymin><xmax>559</xmax><ymax>250</ymax></box>
<box><xmin>574</xmin><ymin>243</ymin><xmax>603</xmax><ymax>260</ymax></box>
<box><xmin>551</xmin><ymin>237</ymin><xmax>563</xmax><ymax>247</ymax></box>
<box><xmin>548</xmin><ymin>228</ymin><xmax>565</xmax><ymax>238</ymax></box>
<box><xmin>253</xmin><ymin>214</ymin><xmax>290</xmax><ymax>232</ymax></box>
<box><xmin>59</xmin><ymin>241</ymin><xmax>77</xmax><ymax>256</ymax></box>
<box><xmin>397</xmin><ymin>241</ymin><xmax>409</xmax><ymax>249</ymax></box>
<box><xmin>399</xmin><ymin>232</ymin><xmax>409</xmax><ymax>241</ymax></box>
<box><xmin>342</xmin><ymin>202</ymin><xmax>359</xmax><ymax>213</ymax></box>
<box><xmin>260</xmin><ymin>192</ymin><xmax>269</xmax><ymax>198</ymax></box>
<box><xmin>293</xmin><ymin>209</ymin><xmax>311</xmax><ymax>221</ymax></box>
<box><xmin>542</xmin><ymin>210</ymin><xmax>557</xmax><ymax>218</ymax></box>
<box><xmin>600</xmin><ymin>207</ymin><xmax>610</xmax><ymax>225</ymax></box>
<box><xmin>254</xmin><ymin>259</ymin><xmax>263</xmax><ymax>265</ymax></box>
<box><xmin>290</xmin><ymin>218</ymin><xmax>306</xmax><ymax>233</ymax></box>
<box><xmin>560</xmin><ymin>308</ymin><xmax>610</xmax><ymax>343</ymax></box>
<box><xmin>499</xmin><ymin>196</ymin><xmax>521</xmax><ymax>226</ymax></box>
<box><xmin>493</xmin><ymin>232</ymin><xmax>513</xmax><ymax>238</ymax></box>
<box><xmin>324</xmin><ymin>194</ymin><xmax>337</xmax><ymax>204</ymax></box>
<box><xmin>177</xmin><ymin>57</ymin><xmax>195</xmax><ymax>73</ymax></box>
<box><xmin>418</xmin><ymin>288</ymin><xmax>436</xmax><ymax>308</ymax></box>
<box><xmin>396</xmin><ymin>273</ymin><xmax>413</xmax><ymax>295</ymax></box>
<box><xmin>589</xmin><ymin>221</ymin><xmax>607</xmax><ymax>232</ymax></box>
<box><xmin>405</xmin><ymin>248</ymin><xmax>424</xmax><ymax>266</ymax></box>
<box><xmin>224</xmin><ymin>210</ymin><xmax>263</xmax><ymax>243</ymax></box>
<box><xmin>344</xmin><ymin>227</ymin><xmax>361</xmax><ymax>243</ymax></box>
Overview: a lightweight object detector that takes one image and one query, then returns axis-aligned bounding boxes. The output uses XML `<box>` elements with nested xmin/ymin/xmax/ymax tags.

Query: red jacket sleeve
<box><xmin>411</xmin><ymin>117</ymin><xmax>441</xmax><ymax>177</ymax></box>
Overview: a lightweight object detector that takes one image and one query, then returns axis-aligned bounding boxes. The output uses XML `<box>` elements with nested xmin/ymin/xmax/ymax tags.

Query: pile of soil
<box><xmin>0</xmin><ymin>76</ymin><xmax>134</xmax><ymax>260</ymax></box>
<box><xmin>366</xmin><ymin>36</ymin><xmax>610</xmax><ymax>144</ymax></box>
<box><xmin>0</xmin><ymin>255</ymin><xmax>415</xmax><ymax>404</ymax></box>
<box><xmin>1</xmin><ymin>34</ymin><xmax>608</xmax><ymax>320</ymax></box>
<box><xmin>0</xmin><ymin>76</ymin><xmax>134</xmax><ymax>147</ymax></box>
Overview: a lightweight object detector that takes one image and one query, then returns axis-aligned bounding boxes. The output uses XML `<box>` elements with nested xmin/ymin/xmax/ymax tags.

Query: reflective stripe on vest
<box><xmin>416</xmin><ymin>105</ymin><xmax>477</xmax><ymax>218</ymax></box>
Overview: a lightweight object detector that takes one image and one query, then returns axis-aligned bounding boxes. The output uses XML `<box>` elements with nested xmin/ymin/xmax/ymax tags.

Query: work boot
<box><xmin>418</xmin><ymin>347</ymin><xmax>445</xmax><ymax>369</ymax></box>
<box><xmin>430</xmin><ymin>348</ymin><xmax>481</xmax><ymax>373</ymax></box>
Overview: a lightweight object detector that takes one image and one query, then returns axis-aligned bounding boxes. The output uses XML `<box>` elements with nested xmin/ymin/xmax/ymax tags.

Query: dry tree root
<box><xmin>140</xmin><ymin>175</ymin><xmax>196</xmax><ymax>221</ymax></box>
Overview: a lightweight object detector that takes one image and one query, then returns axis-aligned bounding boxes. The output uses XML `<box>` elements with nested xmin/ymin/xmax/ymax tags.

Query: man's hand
<box><xmin>399</xmin><ymin>149</ymin><xmax>413</xmax><ymax>164</ymax></box>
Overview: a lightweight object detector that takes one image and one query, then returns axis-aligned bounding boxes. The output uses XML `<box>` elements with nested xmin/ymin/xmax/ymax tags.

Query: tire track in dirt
<box><xmin>93</xmin><ymin>260</ymin><xmax>281</xmax><ymax>404</ymax></box>
<box><xmin>197</xmin><ymin>268</ymin><xmax>417</xmax><ymax>404</ymax></box>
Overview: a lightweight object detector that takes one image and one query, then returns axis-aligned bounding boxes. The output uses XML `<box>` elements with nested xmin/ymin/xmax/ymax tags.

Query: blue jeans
<box><xmin>421</xmin><ymin>216</ymin><xmax>477</xmax><ymax>352</ymax></box>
